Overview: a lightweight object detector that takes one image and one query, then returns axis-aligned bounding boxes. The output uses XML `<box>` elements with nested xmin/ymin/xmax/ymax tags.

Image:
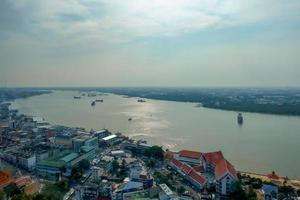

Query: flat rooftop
<box><xmin>102</xmin><ymin>134</ymin><xmax>117</xmax><ymax>141</ymax></box>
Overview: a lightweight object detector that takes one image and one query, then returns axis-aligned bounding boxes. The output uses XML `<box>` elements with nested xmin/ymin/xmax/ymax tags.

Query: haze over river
<box><xmin>11</xmin><ymin>91</ymin><xmax>300</xmax><ymax>179</ymax></box>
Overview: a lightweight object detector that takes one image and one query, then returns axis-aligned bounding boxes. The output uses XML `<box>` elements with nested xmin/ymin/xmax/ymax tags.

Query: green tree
<box><xmin>246</xmin><ymin>186</ymin><xmax>257</xmax><ymax>199</ymax></box>
<box><xmin>279</xmin><ymin>185</ymin><xmax>295</xmax><ymax>196</ymax></box>
<box><xmin>0</xmin><ymin>190</ymin><xmax>6</xmax><ymax>200</ymax></box>
<box><xmin>111</xmin><ymin>159</ymin><xmax>119</xmax><ymax>175</ymax></box>
<box><xmin>71</xmin><ymin>167</ymin><xmax>83</xmax><ymax>181</ymax></box>
<box><xmin>79</xmin><ymin>159</ymin><xmax>90</xmax><ymax>170</ymax></box>
<box><xmin>177</xmin><ymin>186</ymin><xmax>185</xmax><ymax>195</ymax></box>
<box><xmin>11</xmin><ymin>193</ymin><xmax>31</xmax><ymax>200</ymax></box>
<box><xmin>297</xmin><ymin>189</ymin><xmax>300</xmax><ymax>196</ymax></box>
<box><xmin>230</xmin><ymin>181</ymin><xmax>247</xmax><ymax>200</ymax></box>
<box><xmin>144</xmin><ymin>146</ymin><xmax>164</xmax><ymax>160</ymax></box>
<box><xmin>147</xmin><ymin>159</ymin><xmax>156</xmax><ymax>168</ymax></box>
<box><xmin>3</xmin><ymin>183</ymin><xmax>20</xmax><ymax>198</ymax></box>
<box><xmin>55</xmin><ymin>180</ymin><xmax>69</xmax><ymax>192</ymax></box>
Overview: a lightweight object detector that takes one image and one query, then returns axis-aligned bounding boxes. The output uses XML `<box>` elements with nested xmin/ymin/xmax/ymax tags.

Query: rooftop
<box><xmin>215</xmin><ymin>159</ymin><xmax>237</xmax><ymax>180</ymax></box>
<box><xmin>60</xmin><ymin>152</ymin><xmax>79</xmax><ymax>163</ymax></box>
<box><xmin>102</xmin><ymin>134</ymin><xmax>117</xmax><ymax>141</ymax></box>
<box><xmin>179</xmin><ymin>150</ymin><xmax>202</xmax><ymax>159</ymax></box>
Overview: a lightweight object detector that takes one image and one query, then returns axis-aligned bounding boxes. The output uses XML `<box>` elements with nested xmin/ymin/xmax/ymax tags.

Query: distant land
<box><xmin>31</xmin><ymin>87</ymin><xmax>300</xmax><ymax>116</ymax></box>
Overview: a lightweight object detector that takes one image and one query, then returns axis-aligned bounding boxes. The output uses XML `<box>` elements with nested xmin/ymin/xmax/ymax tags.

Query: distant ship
<box><xmin>91</xmin><ymin>101</ymin><xmax>96</xmax><ymax>106</ymax></box>
<box><xmin>95</xmin><ymin>99</ymin><xmax>104</xmax><ymax>102</ymax></box>
<box><xmin>88</xmin><ymin>93</ymin><xmax>97</xmax><ymax>97</ymax></box>
<box><xmin>137</xmin><ymin>99</ymin><xmax>146</xmax><ymax>103</ymax></box>
<box><xmin>237</xmin><ymin>113</ymin><xmax>243</xmax><ymax>125</ymax></box>
<box><xmin>74</xmin><ymin>96</ymin><xmax>81</xmax><ymax>99</ymax></box>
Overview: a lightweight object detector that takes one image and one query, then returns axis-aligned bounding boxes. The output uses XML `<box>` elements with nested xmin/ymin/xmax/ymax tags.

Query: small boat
<box><xmin>74</xmin><ymin>96</ymin><xmax>81</xmax><ymax>99</ymax></box>
<box><xmin>88</xmin><ymin>93</ymin><xmax>97</xmax><ymax>97</ymax></box>
<box><xmin>91</xmin><ymin>101</ymin><xmax>96</xmax><ymax>106</ymax></box>
<box><xmin>128</xmin><ymin>118</ymin><xmax>132</xmax><ymax>121</ymax></box>
<box><xmin>95</xmin><ymin>99</ymin><xmax>104</xmax><ymax>102</ymax></box>
<box><xmin>237</xmin><ymin>113</ymin><xmax>243</xmax><ymax>125</ymax></box>
<box><xmin>137</xmin><ymin>99</ymin><xmax>146</xmax><ymax>103</ymax></box>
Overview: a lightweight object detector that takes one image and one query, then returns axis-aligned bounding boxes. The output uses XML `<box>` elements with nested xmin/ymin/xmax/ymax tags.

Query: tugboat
<box><xmin>91</xmin><ymin>101</ymin><xmax>96</xmax><ymax>106</ymax></box>
<box><xmin>237</xmin><ymin>113</ymin><xmax>243</xmax><ymax>125</ymax></box>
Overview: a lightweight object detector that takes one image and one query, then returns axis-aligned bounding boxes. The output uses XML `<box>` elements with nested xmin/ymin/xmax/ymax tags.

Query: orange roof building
<box><xmin>24</xmin><ymin>182</ymin><xmax>41</xmax><ymax>195</ymax></box>
<box><xmin>267</xmin><ymin>171</ymin><xmax>280</xmax><ymax>180</ymax></box>
<box><xmin>179</xmin><ymin>150</ymin><xmax>202</xmax><ymax>160</ymax></box>
<box><xmin>0</xmin><ymin>170</ymin><xmax>14</xmax><ymax>189</ymax></box>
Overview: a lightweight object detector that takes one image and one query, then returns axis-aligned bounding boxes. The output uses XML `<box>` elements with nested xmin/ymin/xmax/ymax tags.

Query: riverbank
<box><xmin>240</xmin><ymin>171</ymin><xmax>300</xmax><ymax>190</ymax></box>
<box><xmin>78</xmin><ymin>87</ymin><xmax>300</xmax><ymax>116</ymax></box>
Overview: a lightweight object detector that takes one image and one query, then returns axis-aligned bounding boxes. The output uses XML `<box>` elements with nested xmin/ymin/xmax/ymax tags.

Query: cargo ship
<box><xmin>237</xmin><ymin>113</ymin><xmax>243</xmax><ymax>125</ymax></box>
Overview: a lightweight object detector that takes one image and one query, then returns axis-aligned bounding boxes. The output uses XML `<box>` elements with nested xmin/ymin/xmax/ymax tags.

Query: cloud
<box><xmin>2</xmin><ymin>0</ymin><xmax>299</xmax><ymax>44</ymax></box>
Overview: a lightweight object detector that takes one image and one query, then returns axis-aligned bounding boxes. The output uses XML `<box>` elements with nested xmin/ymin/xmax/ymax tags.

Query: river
<box><xmin>11</xmin><ymin>90</ymin><xmax>300</xmax><ymax>179</ymax></box>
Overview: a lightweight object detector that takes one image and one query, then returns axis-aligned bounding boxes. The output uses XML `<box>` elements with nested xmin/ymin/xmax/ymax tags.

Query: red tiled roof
<box><xmin>14</xmin><ymin>176</ymin><xmax>31</xmax><ymax>187</ymax></box>
<box><xmin>215</xmin><ymin>159</ymin><xmax>237</xmax><ymax>180</ymax></box>
<box><xmin>179</xmin><ymin>150</ymin><xmax>202</xmax><ymax>159</ymax></box>
<box><xmin>165</xmin><ymin>149</ymin><xmax>174</xmax><ymax>159</ymax></box>
<box><xmin>181</xmin><ymin>163</ymin><xmax>193</xmax><ymax>175</ymax></box>
<box><xmin>0</xmin><ymin>171</ymin><xmax>14</xmax><ymax>189</ymax></box>
<box><xmin>267</xmin><ymin>171</ymin><xmax>280</xmax><ymax>180</ymax></box>
<box><xmin>171</xmin><ymin>159</ymin><xmax>183</xmax><ymax>168</ymax></box>
<box><xmin>98</xmin><ymin>197</ymin><xmax>111</xmax><ymax>200</ymax></box>
<box><xmin>204</xmin><ymin>151</ymin><xmax>224</xmax><ymax>166</ymax></box>
<box><xmin>190</xmin><ymin>170</ymin><xmax>206</xmax><ymax>185</ymax></box>
<box><xmin>193</xmin><ymin>165</ymin><xmax>204</xmax><ymax>172</ymax></box>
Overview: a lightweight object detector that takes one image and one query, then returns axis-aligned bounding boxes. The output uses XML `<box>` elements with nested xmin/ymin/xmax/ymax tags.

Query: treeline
<box><xmin>92</xmin><ymin>87</ymin><xmax>300</xmax><ymax>116</ymax></box>
<box><xmin>0</xmin><ymin>180</ymin><xmax>69</xmax><ymax>200</ymax></box>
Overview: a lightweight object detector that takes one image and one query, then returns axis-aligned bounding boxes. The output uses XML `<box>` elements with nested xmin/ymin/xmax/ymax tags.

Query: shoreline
<box><xmin>4</xmin><ymin>90</ymin><xmax>300</xmax><ymax>184</ymax></box>
<box><xmin>240</xmin><ymin>171</ymin><xmax>300</xmax><ymax>190</ymax></box>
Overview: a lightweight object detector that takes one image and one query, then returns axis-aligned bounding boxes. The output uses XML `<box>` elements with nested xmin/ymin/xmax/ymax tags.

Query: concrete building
<box><xmin>101</xmin><ymin>134</ymin><xmax>118</xmax><ymax>146</ymax></box>
<box><xmin>170</xmin><ymin>158</ymin><xmax>207</xmax><ymax>190</ymax></box>
<box><xmin>261</xmin><ymin>184</ymin><xmax>278</xmax><ymax>200</ymax></box>
<box><xmin>111</xmin><ymin>150</ymin><xmax>126</xmax><ymax>157</ymax></box>
<box><xmin>130</xmin><ymin>163</ymin><xmax>153</xmax><ymax>189</ymax></box>
<box><xmin>159</xmin><ymin>184</ymin><xmax>179</xmax><ymax>200</ymax></box>
<box><xmin>36</xmin><ymin>148</ymin><xmax>95</xmax><ymax>181</ymax></box>
<box><xmin>72</xmin><ymin>135</ymin><xmax>98</xmax><ymax>153</ymax></box>
<box><xmin>174</xmin><ymin>150</ymin><xmax>203</xmax><ymax>166</ymax></box>
<box><xmin>94</xmin><ymin>129</ymin><xmax>110</xmax><ymax>139</ymax></box>
<box><xmin>2</xmin><ymin>149</ymin><xmax>36</xmax><ymax>171</ymax></box>
<box><xmin>169</xmin><ymin>150</ymin><xmax>237</xmax><ymax>198</ymax></box>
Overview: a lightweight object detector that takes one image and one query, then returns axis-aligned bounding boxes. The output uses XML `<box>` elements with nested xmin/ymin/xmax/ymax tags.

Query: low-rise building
<box><xmin>130</xmin><ymin>163</ymin><xmax>153</xmax><ymax>189</ymax></box>
<box><xmin>2</xmin><ymin>149</ymin><xmax>36</xmax><ymax>171</ymax></box>
<box><xmin>72</xmin><ymin>134</ymin><xmax>98</xmax><ymax>153</ymax></box>
<box><xmin>261</xmin><ymin>184</ymin><xmax>278</xmax><ymax>200</ymax></box>
<box><xmin>169</xmin><ymin>150</ymin><xmax>237</xmax><ymax>198</ymax></box>
<box><xmin>36</xmin><ymin>148</ymin><xmax>95</xmax><ymax>181</ymax></box>
<box><xmin>0</xmin><ymin>171</ymin><xmax>14</xmax><ymax>189</ymax></box>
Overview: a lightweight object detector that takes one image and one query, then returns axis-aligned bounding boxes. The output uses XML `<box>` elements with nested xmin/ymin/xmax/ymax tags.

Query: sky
<box><xmin>0</xmin><ymin>0</ymin><xmax>300</xmax><ymax>87</ymax></box>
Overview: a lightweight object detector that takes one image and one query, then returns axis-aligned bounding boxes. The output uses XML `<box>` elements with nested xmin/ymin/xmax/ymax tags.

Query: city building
<box><xmin>261</xmin><ymin>184</ymin><xmax>278</xmax><ymax>200</ymax></box>
<box><xmin>0</xmin><ymin>171</ymin><xmax>14</xmax><ymax>189</ymax></box>
<box><xmin>158</xmin><ymin>184</ymin><xmax>179</xmax><ymax>200</ymax></box>
<box><xmin>169</xmin><ymin>150</ymin><xmax>237</xmax><ymax>198</ymax></box>
<box><xmin>170</xmin><ymin>158</ymin><xmax>207</xmax><ymax>190</ymax></box>
<box><xmin>174</xmin><ymin>150</ymin><xmax>203</xmax><ymax>166</ymax></box>
<box><xmin>94</xmin><ymin>129</ymin><xmax>110</xmax><ymax>139</ymax></box>
<box><xmin>129</xmin><ymin>163</ymin><xmax>153</xmax><ymax>189</ymax></box>
<box><xmin>2</xmin><ymin>149</ymin><xmax>36</xmax><ymax>171</ymax></box>
<box><xmin>36</xmin><ymin>148</ymin><xmax>95</xmax><ymax>181</ymax></box>
<box><xmin>72</xmin><ymin>134</ymin><xmax>98</xmax><ymax>153</ymax></box>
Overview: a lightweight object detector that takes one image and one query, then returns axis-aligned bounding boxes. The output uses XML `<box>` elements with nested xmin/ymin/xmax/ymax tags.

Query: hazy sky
<box><xmin>1</xmin><ymin>0</ymin><xmax>300</xmax><ymax>87</ymax></box>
